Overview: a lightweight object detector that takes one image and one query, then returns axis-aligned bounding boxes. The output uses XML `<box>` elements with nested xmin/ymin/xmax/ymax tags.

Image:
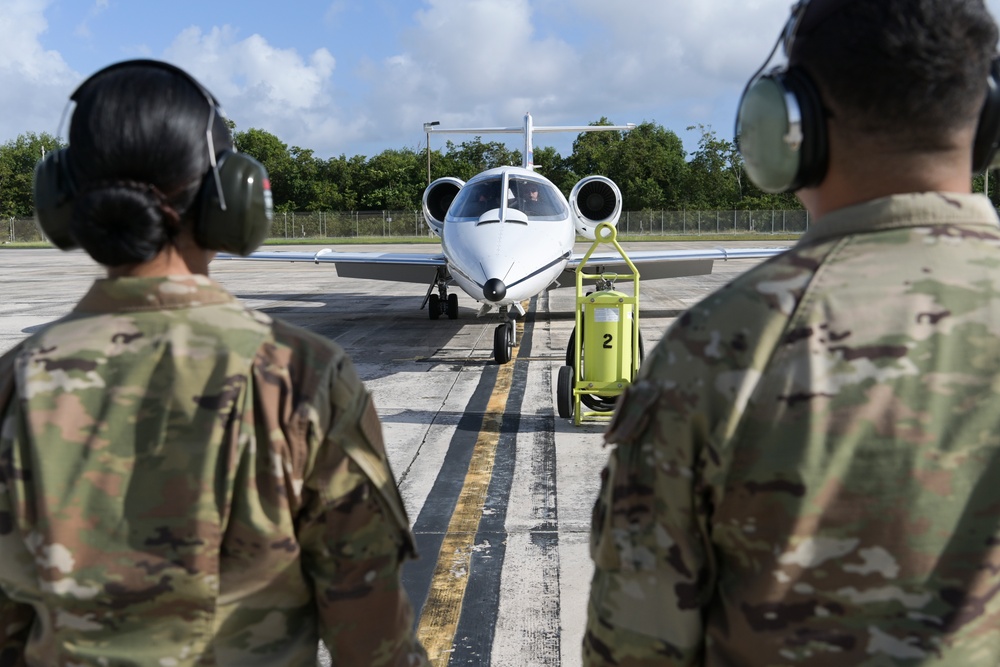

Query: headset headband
<box><xmin>70</xmin><ymin>59</ymin><xmax>228</xmax><ymax>211</ymax></box>
<box><xmin>70</xmin><ymin>59</ymin><xmax>220</xmax><ymax>105</ymax></box>
<box><xmin>746</xmin><ymin>0</ymin><xmax>862</xmax><ymax>85</ymax></box>
<box><xmin>734</xmin><ymin>0</ymin><xmax>863</xmax><ymax>192</ymax></box>
<box><xmin>786</xmin><ymin>0</ymin><xmax>866</xmax><ymax>55</ymax></box>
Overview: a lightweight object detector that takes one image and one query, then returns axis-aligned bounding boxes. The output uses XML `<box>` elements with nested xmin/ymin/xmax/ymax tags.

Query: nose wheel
<box><xmin>493</xmin><ymin>307</ymin><xmax>516</xmax><ymax>364</ymax></box>
<box><xmin>493</xmin><ymin>322</ymin><xmax>513</xmax><ymax>364</ymax></box>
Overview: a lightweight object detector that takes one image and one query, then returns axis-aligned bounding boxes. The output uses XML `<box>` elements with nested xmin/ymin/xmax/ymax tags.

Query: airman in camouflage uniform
<box><xmin>584</xmin><ymin>0</ymin><xmax>1000</xmax><ymax>665</ymax></box>
<box><xmin>585</xmin><ymin>193</ymin><xmax>1000</xmax><ymax>665</ymax></box>
<box><xmin>0</xmin><ymin>275</ymin><xmax>428</xmax><ymax>666</ymax></box>
<box><xmin>0</xmin><ymin>60</ymin><xmax>428</xmax><ymax>666</ymax></box>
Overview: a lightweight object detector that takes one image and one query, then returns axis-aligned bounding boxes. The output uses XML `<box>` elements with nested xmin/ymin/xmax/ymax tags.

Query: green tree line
<box><xmin>2</xmin><ymin>119</ymin><xmax>995</xmax><ymax>219</ymax></box>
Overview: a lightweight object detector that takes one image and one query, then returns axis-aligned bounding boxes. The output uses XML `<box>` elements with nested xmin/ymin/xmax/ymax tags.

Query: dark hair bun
<box><xmin>70</xmin><ymin>181</ymin><xmax>180</xmax><ymax>266</ymax></box>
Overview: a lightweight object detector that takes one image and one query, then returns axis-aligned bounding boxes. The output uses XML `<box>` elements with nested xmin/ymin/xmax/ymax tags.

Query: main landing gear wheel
<box><xmin>424</xmin><ymin>266</ymin><xmax>455</xmax><ymax>321</ymax></box>
<box><xmin>565</xmin><ymin>325</ymin><xmax>646</xmax><ymax>412</ymax></box>
<box><xmin>493</xmin><ymin>322</ymin><xmax>514</xmax><ymax>364</ymax></box>
<box><xmin>557</xmin><ymin>365</ymin><xmax>574</xmax><ymax>419</ymax></box>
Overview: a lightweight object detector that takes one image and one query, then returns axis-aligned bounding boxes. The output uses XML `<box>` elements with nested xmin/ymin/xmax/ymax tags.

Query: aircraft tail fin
<box><xmin>424</xmin><ymin>114</ymin><xmax>636</xmax><ymax>171</ymax></box>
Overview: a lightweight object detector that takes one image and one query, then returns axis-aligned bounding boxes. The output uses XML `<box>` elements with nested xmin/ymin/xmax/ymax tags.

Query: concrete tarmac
<box><xmin>0</xmin><ymin>239</ymin><xmax>793</xmax><ymax>666</ymax></box>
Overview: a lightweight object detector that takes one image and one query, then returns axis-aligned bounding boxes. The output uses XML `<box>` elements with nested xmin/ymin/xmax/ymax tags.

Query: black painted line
<box><xmin>403</xmin><ymin>361</ymin><xmax>500</xmax><ymax>621</ymax></box>
<box><xmin>448</xmin><ymin>297</ymin><xmax>535</xmax><ymax>664</ymax></box>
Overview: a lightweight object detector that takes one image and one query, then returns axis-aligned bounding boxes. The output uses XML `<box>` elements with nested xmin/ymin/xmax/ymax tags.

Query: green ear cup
<box><xmin>33</xmin><ymin>149</ymin><xmax>78</xmax><ymax>250</ymax></box>
<box><xmin>195</xmin><ymin>151</ymin><xmax>273</xmax><ymax>256</ymax></box>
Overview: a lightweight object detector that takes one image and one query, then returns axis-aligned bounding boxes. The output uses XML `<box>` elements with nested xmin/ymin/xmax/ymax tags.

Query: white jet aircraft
<box><xmin>234</xmin><ymin>114</ymin><xmax>786</xmax><ymax>364</ymax></box>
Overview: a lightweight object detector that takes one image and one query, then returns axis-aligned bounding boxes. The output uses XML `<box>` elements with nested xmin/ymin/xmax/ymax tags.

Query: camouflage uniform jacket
<box><xmin>584</xmin><ymin>193</ymin><xmax>1000</xmax><ymax>666</ymax></box>
<box><xmin>0</xmin><ymin>275</ymin><xmax>428</xmax><ymax>667</ymax></box>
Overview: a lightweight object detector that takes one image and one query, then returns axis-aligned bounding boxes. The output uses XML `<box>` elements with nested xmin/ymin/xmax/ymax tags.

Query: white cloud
<box><xmin>5</xmin><ymin>0</ymin><xmax>1000</xmax><ymax>161</ymax></box>
<box><xmin>347</xmin><ymin>0</ymin><xmax>793</xmax><ymax>156</ymax></box>
<box><xmin>360</xmin><ymin>0</ymin><xmax>582</xmax><ymax>152</ymax></box>
<box><xmin>0</xmin><ymin>0</ymin><xmax>80</xmax><ymax>142</ymax></box>
<box><xmin>163</xmin><ymin>25</ymin><xmax>342</xmax><ymax>152</ymax></box>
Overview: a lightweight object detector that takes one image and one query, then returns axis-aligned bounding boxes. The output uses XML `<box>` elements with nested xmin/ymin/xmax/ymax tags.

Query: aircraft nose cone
<box><xmin>483</xmin><ymin>278</ymin><xmax>507</xmax><ymax>302</ymax></box>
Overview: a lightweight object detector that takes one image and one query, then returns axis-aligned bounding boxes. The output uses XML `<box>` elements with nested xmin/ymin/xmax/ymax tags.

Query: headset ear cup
<box><xmin>736</xmin><ymin>67</ymin><xmax>827</xmax><ymax>193</ymax></box>
<box><xmin>782</xmin><ymin>67</ymin><xmax>828</xmax><ymax>189</ymax></box>
<box><xmin>972</xmin><ymin>56</ymin><xmax>1000</xmax><ymax>173</ymax></box>
<box><xmin>196</xmin><ymin>151</ymin><xmax>273</xmax><ymax>255</ymax></box>
<box><xmin>32</xmin><ymin>149</ymin><xmax>79</xmax><ymax>250</ymax></box>
<box><xmin>737</xmin><ymin>75</ymin><xmax>804</xmax><ymax>193</ymax></box>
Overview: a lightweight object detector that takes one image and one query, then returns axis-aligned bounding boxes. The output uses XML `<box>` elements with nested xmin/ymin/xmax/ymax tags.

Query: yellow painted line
<box><xmin>415</xmin><ymin>320</ymin><xmax>522</xmax><ymax>665</ymax></box>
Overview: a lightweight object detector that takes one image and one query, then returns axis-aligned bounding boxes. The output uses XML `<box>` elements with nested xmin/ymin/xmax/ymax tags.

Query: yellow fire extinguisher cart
<box><xmin>557</xmin><ymin>223</ymin><xmax>641</xmax><ymax>425</ymax></box>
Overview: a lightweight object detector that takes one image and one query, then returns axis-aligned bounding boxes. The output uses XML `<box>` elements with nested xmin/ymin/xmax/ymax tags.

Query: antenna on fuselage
<box><xmin>424</xmin><ymin>113</ymin><xmax>636</xmax><ymax>172</ymax></box>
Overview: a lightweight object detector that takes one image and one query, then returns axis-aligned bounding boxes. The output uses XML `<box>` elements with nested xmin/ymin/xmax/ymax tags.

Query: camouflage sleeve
<box><xmin>582</xmin><ymin>377</ymin><xmax>712</xmax><ymax>667</ymax></box>
<box><xmin>297</xmin><ymin>357</ymin><xmax>428</xmax><ymax>667</ymax></box>
<box><xmin>0</xmin><ymin>353</ymin><xmax>35</xmax><ymax>662</ymax></box>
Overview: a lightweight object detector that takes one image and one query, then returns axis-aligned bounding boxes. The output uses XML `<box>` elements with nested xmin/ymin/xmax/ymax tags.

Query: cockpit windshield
<box><xmin>448</xmin><ymin>178</ymin><xmax>504</xmax><ymax>220</ymax></box>
<box><xmin>448</xmin><ymin>175</ymin><xmax>568</xmax><ymax>221</ymax></box>
<box><xmin>506</xmin><ymin>178</ymin><xmax>567</xmax><ymax>219</ymax></box>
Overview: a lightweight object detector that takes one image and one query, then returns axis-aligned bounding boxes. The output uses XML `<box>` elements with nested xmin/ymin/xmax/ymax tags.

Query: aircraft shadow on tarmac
<box><xmin>236</xmin><ymin>291</ymin><xmax>490</xmax><ymax>382</ymax></box>
<box><xmin>236</xmin><ymin>290</ymin><xmax>460</xmax><ymax>324</ymax></box>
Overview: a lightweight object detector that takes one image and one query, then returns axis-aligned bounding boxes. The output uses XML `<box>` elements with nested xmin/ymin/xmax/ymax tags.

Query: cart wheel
<box><xmin>557</xmin><ymin>365</ymin><xmax>574</xmax><ymax>419</ymax></box>
<box><xmin>581</xmin><ymin>393</ymin><xmax>618</xmax><ymax>412</ymax></box>
<box><xmin>633</xmin><ymin>329</ymin><xmax>646</xmax><ymax>376</ymax></box>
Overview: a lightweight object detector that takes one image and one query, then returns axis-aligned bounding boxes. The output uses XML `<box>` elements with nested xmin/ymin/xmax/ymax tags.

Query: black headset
<box><xmin>33</xmin><ymin>59</ymin><xmax>273</xmax><ymax>256</ymax></box>
<box><xmin>735</xmin><ymin>0</ymin><xmax>1000</xmax><ymax>193</ymax></box>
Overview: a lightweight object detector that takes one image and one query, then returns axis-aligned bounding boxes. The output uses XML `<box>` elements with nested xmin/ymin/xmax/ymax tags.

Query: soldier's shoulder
<box><xmin>699</xmin><ymin>242</ymin><xmax>829</xmax><ymax>320</ymax></box>
<box><xmin>645</xmin><ymin>244</ymin><xmax>828</xmax><ymax>372</ymax></box>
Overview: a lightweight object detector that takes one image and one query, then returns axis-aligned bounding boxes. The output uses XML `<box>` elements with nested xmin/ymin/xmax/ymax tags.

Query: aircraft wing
<box><xmin>563</xmin><ymin>246</ymin><xmax>788</xmax><ymax>282</ymax></box>
<box><xmin>216</xmin><ymin>249</ymin><xmax>447</xmax><ymax>284</ymax></box>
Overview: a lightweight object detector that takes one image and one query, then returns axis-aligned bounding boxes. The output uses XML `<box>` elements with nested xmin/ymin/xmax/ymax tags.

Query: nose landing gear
<box><xmin>493</xmin><ymin>305</ymin><xmax>517</xmax><ymax>364</ymax></box>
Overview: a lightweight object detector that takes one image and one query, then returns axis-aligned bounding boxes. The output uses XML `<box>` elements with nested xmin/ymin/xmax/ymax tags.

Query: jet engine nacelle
<box><xmin>422</xmin><ymin>177</ymin><xmax>465</xmax><ymax>236</ymax></box>
<box><xmin>569</xmin><ymin>175</ymin><xmax>623</xmax><ymax>240</ymax></box>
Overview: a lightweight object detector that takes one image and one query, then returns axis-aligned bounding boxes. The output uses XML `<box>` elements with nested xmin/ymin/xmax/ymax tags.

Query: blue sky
<box><xmin>5</xmin><ymin>0</ymin><xmax>1000</xmax><ymax>162</ymax></box>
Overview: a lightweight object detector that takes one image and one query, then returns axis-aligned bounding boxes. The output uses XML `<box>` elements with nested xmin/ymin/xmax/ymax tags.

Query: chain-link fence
<box><xmin>5</xmin><ymin>209</ymin><xmax>808</xmax><ymax>244</ymax></box>
<box><xmin>616</xmin><ymin>209</ymin><xmax>810</xmax><ymax>235</ymax></box>
<box><xmin>268</xmin><ymin>210</ymin><xmax>431</xmax><ymax>239</ymax></box>
<box><xmin>1</xmin><ymin>212</ymin><xmax>434</xmax><ymax>244</ymax></box>
<box><xmin>5</xmin><ymin>217</ymin><xmax>45</xmax><ymax>243</ymax></box>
